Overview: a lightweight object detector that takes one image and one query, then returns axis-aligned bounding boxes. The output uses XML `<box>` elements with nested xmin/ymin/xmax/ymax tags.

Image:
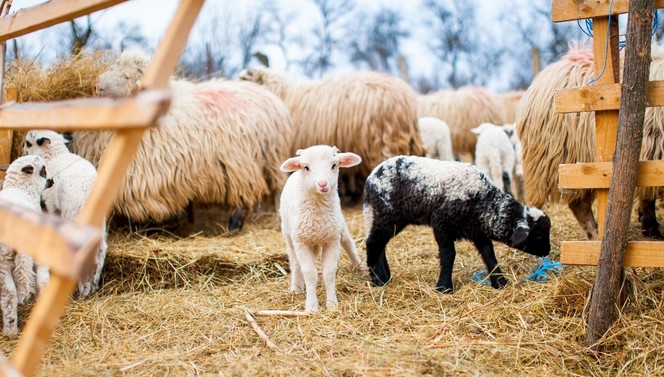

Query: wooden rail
<box><xmin>559</xmin><ymin>160</ymin><xmax>664</xmax><ymax>189</ymax></box>
<box><xmin>552</xmin><ymin>0</ymin><xmax>664</xmax><ymax>22</ymax></box>
<box><xmin>561</xmin><ymin>241</ymin><xmax>664</xmax><ymax>267</ymax></box>
<box><xmin>0</xmin><ymin>0</ymin><xmax>128</xmax><ymax>41</ymax></box>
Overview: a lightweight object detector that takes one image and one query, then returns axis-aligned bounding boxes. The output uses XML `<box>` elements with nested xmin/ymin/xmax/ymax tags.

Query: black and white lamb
<box><xmin>363</xmin><ymin>156</ymin><xmax>551</xmax><ymax>292</ymax></box>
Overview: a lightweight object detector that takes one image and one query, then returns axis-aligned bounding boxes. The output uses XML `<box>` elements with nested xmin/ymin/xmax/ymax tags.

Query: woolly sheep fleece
<box><xmin>69</xmin><ymin>52</ymin><xmax>294</xmax><ymax>223</ymax></box>
<box><xmin>417</xmin><ymin>86</ymin><xmax>507</xmax><ymax>160</ymax></box>
<box><xmin>515</xmin><ymin>46</ymin><xmax>596</xmax><ymax>209</ymax></box>
<box><xmin>238</xmin><ymin>68</ymin><xmax>425</xmax><ymax>189</ymax></box>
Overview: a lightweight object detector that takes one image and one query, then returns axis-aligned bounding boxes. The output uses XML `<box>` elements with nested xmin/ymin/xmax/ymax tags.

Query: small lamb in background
<box><xmin>363</xmin><ymin>156</ymin><xmax>550</xmax><ymax>293</ymax></box>
<box><xmin>24</xmin><ymin>130</ymin><xmax>106</xmax><ymax>298</ymax></box>
<box><xmin>471</xmin><ymin>122</ymin><xmax>517</xmax><ymax>197</ymax></box>
<box><xmin>418</xmin><ymin>117</ymin><xmax>454</xmax><ymax>161</ymax></box>
<box><xmin>279</xmin><ymin>145</ymin><xmax>364</xmax><ymax>312</ymax></box>
<box><xmin>0</xmin><ymin>155</ymin><xmax>53</xmax><ymax>334</ymax></box>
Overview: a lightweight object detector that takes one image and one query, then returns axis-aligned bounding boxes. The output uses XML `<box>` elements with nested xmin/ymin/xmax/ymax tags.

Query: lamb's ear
<box><xmin>511</xmin><ymin>226</ymin><xmax>530</xmax><ymax>250</ymax></box>
<box><xmin>338</xmin><ymin>152</ymin><xmax>362</xmax><ymax>168</ymax></box>
<box><xmin>36</xmin><ymin>137</ymin><xmax>50</xmax><ymax>147</ymax></box>
<box><xmin>471</xmin><ymin>123</ymin><xmax>492</xmax><ymax>135</ymax></box>
<box><xmin>0</xmin><ymin>164</ymin><xmax>8</xmax><ymax>172</ymax></box>
<box><xmin>62</xmin><ymin>133</ymin><xmax>73</xmax><ymax>144</ymax></box>
<box><xmin>21</xmin><ymin>164</ymin><xmax>34</xmax><ymax>175</ymax></box>
<box><xmin>280</xmin><ymin>157</ymin><xmax>302</xmax><ymax>172</ymax></box>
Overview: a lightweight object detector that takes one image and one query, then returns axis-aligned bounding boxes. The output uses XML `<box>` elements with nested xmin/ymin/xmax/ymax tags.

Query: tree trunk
<box><xmin>586</xmin><ymin>0</ymin><xmax>654</xmax><ymax>349</ymax></box>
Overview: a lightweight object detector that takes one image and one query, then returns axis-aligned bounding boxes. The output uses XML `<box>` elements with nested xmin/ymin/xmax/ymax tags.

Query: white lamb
<box><xmin>24</xmin><ymin>130</ymin><xmax>106</xmax><ymax>298</ymax></box>
<box><xmin>418</xmin><ymin>117</ymin><xmax>454</xmax><ymax>161</ymax></box>
<box><xmin>279</xmin><ymin>145</ymin><xmax>364</xmax><ymax>312</ymax></box>
<box><xmin>471</xmin><ymin>122</ymin><xmax>516</xmax><ymax>196</ymax></box>
<box><xmin>0</xmin><ymin>155</ymin><xmax>53</xmax><ymax>334</ymax></box>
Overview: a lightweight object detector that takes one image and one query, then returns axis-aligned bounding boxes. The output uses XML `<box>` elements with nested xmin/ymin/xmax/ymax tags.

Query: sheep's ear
<box><xmin>21</xmin><ymin>164</ymin><xmax>34</xmax><ymax>175</ymax></box>
<box><xmin>36</xmin><ymin>137</ymin><xmax>50</xmax><ymax>147</ymax></box>
<box><xmin>280</xmin><ymin>157</ymin><xmax>302</xmax><ymax>172</ymax></box>
<box><xmin>0</xmin><ymin>164</ymin><xmax>8</xmax><ymax>172</ymax></box>
<box><xmin>338</xmin><ymin>152</ymin><xmax>362</xmax><ymax>168</ymax></box>
<box><xmin>511</xmin><ymin>226</ymin><xmax>530</xmax><ymax>250</ymax></box>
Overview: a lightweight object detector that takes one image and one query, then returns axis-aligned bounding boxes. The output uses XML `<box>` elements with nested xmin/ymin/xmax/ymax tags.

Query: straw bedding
<box><xmin>2</xmin><ymin>53</ymin><xmax>664</xmax><ymax>376</ymax></box>
<box><xmin>0</xmin><ymin>203</ymin><xmax>663</xmax><ymax>376</ymax></box>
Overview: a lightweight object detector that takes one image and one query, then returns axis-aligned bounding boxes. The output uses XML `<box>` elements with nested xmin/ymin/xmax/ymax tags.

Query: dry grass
<box><xmin>0</xmin><ymin>202</ymin><xmax>662</xmax><ymax>376</ymax></box>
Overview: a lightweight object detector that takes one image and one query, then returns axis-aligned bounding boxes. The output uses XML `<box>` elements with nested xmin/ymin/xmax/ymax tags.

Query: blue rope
<box><xmin>471</xmin><ymin>257</ymin><xmax>563</xmax><ymax>285</ymax></box>
<box><xmin>524</xmin><ymin>257</ymin><xmax>563</xmax><ymax>283</ymax></box>
<box><xmin>576</xmin><ymin>0</ymin><xmax>660</xmax><ymax>84</ymax></box>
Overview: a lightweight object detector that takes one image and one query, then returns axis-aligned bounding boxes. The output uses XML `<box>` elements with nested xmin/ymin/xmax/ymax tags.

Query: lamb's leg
<box><xmin>568</xmin><ymin>196</ymin><xmax>598</xmax><ymax>240</ymax></box>
<box><xmin>13</xmin><ymin>251</ymin><xmax>35</xmax><ymax>304</ymax></box>
<box><xmin>78</xmin><ymin>234</ymin><xmax>108</xmax><ymax>297</ymax></box>
<box><xmin>432</xmin><ymin>230</ymin><xmax>456</xmax><ymax>293</ymax></box>
<box><xmin>1</xmin><ymin>267</ymin><xmax>18</xmax><ymax>335</ymax></box>
<box><xmin>283</xmin><ymin>232</ymin><xmax>304</xmax><ymax>293</ymax></box>
<box><xmin>321</xmin><ymin>242</ymin><xmax>341</xmax><ymax>310</ymax></box>
<box><xmin>472</xmin><ymin>236</ymin><xmax>508</xmax><ymax>289</ymax></box>
<box><xmin>35</xmin><ymin>264</ymin><xmax>49</xmax><ymax>296</ymax></box>
<box><xmin>638</xmin><ymin>198</ymin><xmax>663</xmax><ymax>239</ymax></box>
<box><xmin>366</xmin><ymin>223</ymin><xmax>397</xmax><ymax>287</ymax></box>
<box><xmin>340</xmin><ymin>221</ymin><xmax>366</xmax><ymax>270</ymax></box>
<box><xmin>502</xmin><ymin>171</ymin><xmax>514</xmax><ymax>197</ymax></box>
<box><xmin>294</xmin><ymin>244</ymin><xmax>319</xmax><ymax>312</ymax></box>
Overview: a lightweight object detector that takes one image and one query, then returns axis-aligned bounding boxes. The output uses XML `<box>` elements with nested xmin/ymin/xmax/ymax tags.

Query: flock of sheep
<box><xmin>1</xmin><ymin>39</ymin><xmax>657</xmax><ymax>324</ymax></box>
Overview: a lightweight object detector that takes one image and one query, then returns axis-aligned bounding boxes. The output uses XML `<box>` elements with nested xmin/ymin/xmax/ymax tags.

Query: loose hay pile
<box><xmin>1</xmin><ymin>203</ymin><xmax>663</xmax><ymax>376</ymax></box>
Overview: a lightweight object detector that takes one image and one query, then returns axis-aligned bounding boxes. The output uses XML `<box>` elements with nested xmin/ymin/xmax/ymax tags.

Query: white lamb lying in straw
<box><xmin>279</xmin><ymin>145</ymin><xmax>365</xmax><ymax>312</ymax></box>
<box><xmin>24</xmin><ymin>130</ymin><xmax>106</xmax><ymax>298</ymax></box>
<box><xmin>0</xmin><ymin>155</ymin><xmax>53</xmax><ymax>335</ymax></box>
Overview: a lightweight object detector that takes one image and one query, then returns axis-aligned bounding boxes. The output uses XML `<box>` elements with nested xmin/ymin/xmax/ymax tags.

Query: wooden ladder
<box><xmin>0</xmin><ymin>1</ymin><xmax>205</xmax><ymax>376</ymax></box>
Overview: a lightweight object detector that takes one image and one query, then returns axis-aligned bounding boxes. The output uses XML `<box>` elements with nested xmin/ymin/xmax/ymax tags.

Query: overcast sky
<box><xmin>10</xmin><ymin>0</ymin><xmax>590</xmax><ymax>92</ymax></box>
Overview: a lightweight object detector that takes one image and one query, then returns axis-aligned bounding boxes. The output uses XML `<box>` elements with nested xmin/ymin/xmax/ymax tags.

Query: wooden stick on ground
<box><xmin>253</xmin><ymin>310</ymin><xmax>311</xmax><ymax>317</ymax></box>
<box><xmin>244</xmin><ymin>310</ymin><xmax>278</xmax><ymax>350</ymax></box>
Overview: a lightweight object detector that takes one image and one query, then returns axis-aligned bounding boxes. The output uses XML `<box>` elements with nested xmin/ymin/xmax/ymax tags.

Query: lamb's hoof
<box><xmin>435</xmin><ymin>285</ymin><xmax>453</xmax><ymax>294</ymax></box>
<box><xmin>289</xmin><ymin>285</ymin><xmax>304</xmax><ymax>294</ymax></box>
<box><xmin>326</xmin><ymin>301</ymin><xmax>339</xmax><ymax>311</ymax></box>
<box><xmin>370</xmin><ymin>268</ymin><xmax>390</xmax><ymax>286</ymax></box>
<box><xmin>305</xmin><ymin>303</ymin><xmax>320</xmax><ymax>313</ymax></box>
<box><xmin>642</xmin><ymin>227</ymin><xmax>664</xmax><ymax>240</ymax></box>
<box><xmin>228</xmin><ymin>210</ymin><xmax>246</xmax><ymax>235</ymax></box>
<box><xmin>491</xmin><ymin>276</ymin><xmax>509</xmax><ymax>289</ymax></box>
<box><xmin>77</xmin><ymin>283</ymin><xmax>93</xmax><ymax>298</ymax></box>
<box><xmin>353</xmin><ymin>261</ymin><xmax>369</xmax><ymax>272</ymax></box>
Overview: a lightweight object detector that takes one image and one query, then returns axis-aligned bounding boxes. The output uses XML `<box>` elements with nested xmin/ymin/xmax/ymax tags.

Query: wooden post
<box><xmin>586</xmin><ymin>0</ymin><xmax>654</xmax><ymax>349</ymax></box>
<box><xmin>531</xmin><ymin>47</ymin><xmax>541</xmax><ymax>77</ymax></box>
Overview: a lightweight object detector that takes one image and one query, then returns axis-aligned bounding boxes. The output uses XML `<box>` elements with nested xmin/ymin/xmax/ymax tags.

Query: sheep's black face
<box><xmin>522</xmin><ymin>214</ymin><xmax>551</xmax><ymax>257</ymax></box>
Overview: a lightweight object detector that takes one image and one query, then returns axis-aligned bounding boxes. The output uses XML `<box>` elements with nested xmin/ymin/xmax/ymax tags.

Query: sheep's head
<box><xmin>238</xmin><ymin>68</ymin><xmax>266</xmax><ymax>85</ymax></box>
<box><xmin>238</xmin><ymin>68</ymin><xmax>289</xmax><ymax>99</ymax></box>
<box><xmin>510</xmin><ymin>206</ymin><xmax>551</xmax><ymax>257</ymax></box>
<box><xmin>97</xmin><ymin>51</ymin><xmax>149</xmax><ymax>97</ymax></box>
<box><xmin>280</xmin><ymin>145</ymin><xmax>361</xmax><ymax>196</ymax></box>
<box><xmin>1</xmin><ymin>155</ymin><xmax>53</xmax><ymax>191</ymax></box>
<box><xmin>24</xmin><ymin>130</ymin><xmax>69</xmax><ymax>158</ymax></box>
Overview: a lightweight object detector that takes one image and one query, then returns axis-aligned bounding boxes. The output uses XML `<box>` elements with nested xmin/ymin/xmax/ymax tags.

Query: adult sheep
<box><xmin>417</xmin><ymin>86</ymin><xmax>507</xmax><ymax>161</ymax></box>
<box><xmin>238</xmin><ymin>68</ymin><xmax>425</xmax><ymax>203</ymax></box>
<box><xmin>517</xmin><ymin>45</ymin><xmax>664</xmax><ymax>239</ymax></box>
<box><xmin>69</xmin><ymin>51</ymin><xmax>293</xmax><ymax>233</ymax></box>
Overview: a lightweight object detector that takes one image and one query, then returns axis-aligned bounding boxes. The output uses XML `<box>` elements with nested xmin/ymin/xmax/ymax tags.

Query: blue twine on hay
<box><xmin>524</xmin><ymin>257</ymin><xmax>563</xmax><ymax>283</ymax></box>
<box><xmin>471</xmin><ymin>257</ymin><xmax>563</xmax><ymax>285</ymax></box>
<box><xmin>576</xmin><ymin>0</ymin><xmax>659</xmax><ymax>84</ymax></box>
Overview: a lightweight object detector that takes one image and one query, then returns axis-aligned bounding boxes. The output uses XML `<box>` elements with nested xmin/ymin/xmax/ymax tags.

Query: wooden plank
<box><xmin>0</xmin><ymin>200</ymin><xmax>101</xmax><ymax>279</ymax></box>
<box><xmin>0</xmin><ymin>0</ymin><xmax>128</xmax><ymax>41</ymax></box>
<box><xmin>0</xmin><ymin>89</ymin><xmax>170</xmax><ymax>131</ymax></box>
<box><xmin>552</xmin><ymin>0</ymin><xmax>664</xmax><ymax>22</ymax></box>
<box><xmin>0</xmin><ymin>85</ymin><xmax>16</xmax><ymax>180</ymax></box>
<box><xmin>555</xmin><ymin>81</ymin><xmax>664</xmax><ymax>113</ymax></box>
<box><xmin>559</xmin><ymin>160</ymin><xmax>664</xmax><ymax>189</ymax></box>
<box><xmin>592</xmin><ymin>16</ymin><xmax>620</xmax><ymax>237</ymax></box>
<box><xmin>561</xmin><ymin>240</ymin><xmax>664</xmax><ymax>267</ymax></box>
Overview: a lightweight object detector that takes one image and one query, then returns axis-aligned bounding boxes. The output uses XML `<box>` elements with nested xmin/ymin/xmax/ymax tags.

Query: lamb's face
<box><xmin>514</xmin><ymin>207</ymin><xmax>551</xmax><ymax>257</ymax></box>
<box><xmin>280</xmin><ymin>145</ymin><xmax>362</xmax><ymax>196</ymax></box>
<box><xmin>24</xmin><ymin>130</ymin><xmax>67</xmax><ymax>156</ymax></box>
<box><xmin>6</xmin><ymin>155</ymin><xmax>53</xmax><ymax>191</ymax></box>
<box><xmin>97</xmin><ymin>69</ymin><xmax>141</xmax><ymax>97</ymax></box>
